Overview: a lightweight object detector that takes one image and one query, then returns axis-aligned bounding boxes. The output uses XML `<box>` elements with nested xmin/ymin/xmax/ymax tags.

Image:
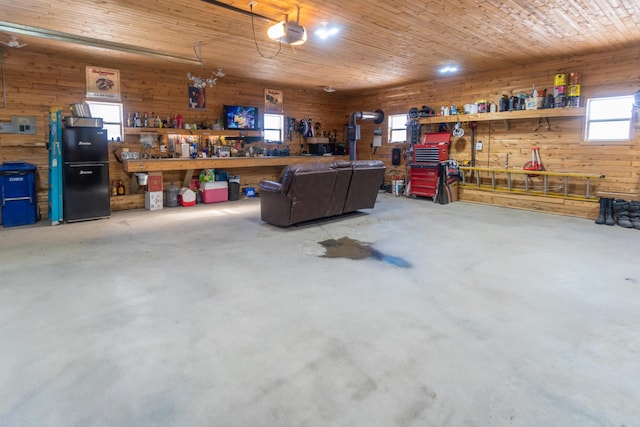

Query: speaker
<box><xmin>392</xmin><ymin>148</ymin><xmax>401</xmax><ymax>166</ymax></box>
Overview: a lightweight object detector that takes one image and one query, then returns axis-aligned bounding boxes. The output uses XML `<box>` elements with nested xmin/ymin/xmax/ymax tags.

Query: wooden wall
<box><xmin>346</xmin><ymin>47</ymin><xmax>640</xmax><ymax>218</ymax></box>
<box><xmin>1</xmin><ymin>43</ymin><xmax>638</xmax><ymax>221</ymax></box>
<box><xmin>0</xmin><ymin>45</ymin><xmax>349</xmax><ymax>217</ymax></box>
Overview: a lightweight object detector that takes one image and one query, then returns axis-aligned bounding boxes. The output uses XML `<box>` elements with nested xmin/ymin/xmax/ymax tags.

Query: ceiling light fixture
<box><xmin>315</xmin><ymin>22</ymin><xmax>339</xmax><ymax>40</ymax></box>
<box><xmin>439</xmin><ymin>65</ymin><xmax>459</xmax><ymax>74</ymax></box>
<box><xmin>324</xmin><ymin>86</ymin><xmax>336</xmax><ymax>92</ymax></box>
<box><xmin>268</xmin><ymin>6</ymin><xmax>307</xmax><ymax>45</ymax></box>
<box><xmin>0</xmin><ymin>21</ymin><xmax>203</xmax><ymax>66</ymax></box>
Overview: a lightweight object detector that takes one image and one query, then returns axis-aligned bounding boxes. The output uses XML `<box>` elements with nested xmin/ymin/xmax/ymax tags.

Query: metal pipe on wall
<box><xmin>347</xmin><ymin>109</ymin><xmax>384</xmax><ymax>161</ymax></box>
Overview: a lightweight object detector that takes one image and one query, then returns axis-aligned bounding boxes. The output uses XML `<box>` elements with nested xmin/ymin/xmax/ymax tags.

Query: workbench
<box><xmin>123</xmin><ymin>155</ymin><xmax>348</xmax><ymax>191</ymax></box>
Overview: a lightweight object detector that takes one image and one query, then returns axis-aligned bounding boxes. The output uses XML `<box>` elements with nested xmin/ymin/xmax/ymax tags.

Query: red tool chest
<box><xmin>410</xmin><ymin>132</ymin><xmax>450</xmax><ymax>198</ymax></box>
<box><xmin>410</xmin><ymin>164</ymin><xmax>439</xmax><ymax>197</ymax></box>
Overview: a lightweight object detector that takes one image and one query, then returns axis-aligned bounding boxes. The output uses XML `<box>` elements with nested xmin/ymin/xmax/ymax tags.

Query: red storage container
<box><xmin>201</xmin><ymin>181</ymin><xmax>228</xmax><ymax>204</ymax></box>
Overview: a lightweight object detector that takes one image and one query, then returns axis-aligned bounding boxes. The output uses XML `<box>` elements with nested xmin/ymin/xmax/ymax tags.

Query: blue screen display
<box><xmin>223</xmin><ymin>105</ymin><xmax>259</xmax><ymax>130</ymax></box>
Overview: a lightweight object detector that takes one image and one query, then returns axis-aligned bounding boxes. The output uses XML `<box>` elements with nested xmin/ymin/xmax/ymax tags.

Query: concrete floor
<box><xmin>1</xmin><ymin>194</ymin><xmax>639</xmax><ymax>427</ymax></box>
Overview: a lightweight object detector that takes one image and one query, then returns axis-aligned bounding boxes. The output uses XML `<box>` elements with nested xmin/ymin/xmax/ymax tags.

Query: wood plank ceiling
<box><xmin>1</xmin><ymin>0</ymin><xmax>640</xmax><ymax>92</ymax></box>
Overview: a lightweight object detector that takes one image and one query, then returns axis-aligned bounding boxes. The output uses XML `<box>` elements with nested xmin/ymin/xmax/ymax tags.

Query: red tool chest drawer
<box><xmin>410</xmin><ymin>164</ymin><xmax>438</xmax><ymax>197</ymax></box>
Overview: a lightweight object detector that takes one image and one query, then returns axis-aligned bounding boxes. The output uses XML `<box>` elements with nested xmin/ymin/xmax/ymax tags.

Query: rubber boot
<box><xmin>595</xmin><ymin>198</ymin><xmax>607</xmax><ymax>224</ymax></box>
<box><xmin>612</xmin><ymin>199</ymin><xmax>633</xmax><ymax>228</ymax></box>
<box><xmin>629</xmin><ymin>201</ymin><xmax>640</xmax><ymax>230</ymax></box>
<box><xmin>605</xmin><ymin>198</ymin><xmax>615</xmax><ymax>226</ymax></box>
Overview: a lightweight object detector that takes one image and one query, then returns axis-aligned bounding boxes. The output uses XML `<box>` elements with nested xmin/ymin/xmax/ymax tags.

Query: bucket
<box><xmin>392</xmin><ymin>179</ymin><xmax>404</xmax><ymax>196</ymax></box>
<box><xmin>568</xmin><ymin>84</ymin><xmax>581</xmax><ymax>97</ymax></box>
<box><xmin>135</xmin><ymin>173</ymin><xmax>148</xmax><ymax>185</ymax></box>
<box><xmin>554</xmin><ymin>73</ymin><xmax>567</xmax><ymax>86</ymax></box>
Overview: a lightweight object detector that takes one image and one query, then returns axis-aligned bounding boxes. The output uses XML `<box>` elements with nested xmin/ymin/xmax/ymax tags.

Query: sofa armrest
<box><xmin>259</xmin><ymin>180</ymin><xmax>283</xmax><ymax>193</ymax></box>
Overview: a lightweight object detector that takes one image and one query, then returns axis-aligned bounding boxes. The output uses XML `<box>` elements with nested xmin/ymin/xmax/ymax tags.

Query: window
<box><xmin>86</xmin><ymin>101</ymin><xmax>123</xmax><ymax>142</ymax></box>
<box><xmin>263</xmin><ymin>113</ymin><xmax>284</xmax><ymax>143</ymax></box>
<box><xmin>388</xmin><ymin>114</ymin><xmax>407</xmax><ymax>143</ymax></box>
<box><xmin>584</xmin><ymin>95</ymin><xmax>634</xmax><ymax>142</ymax></box>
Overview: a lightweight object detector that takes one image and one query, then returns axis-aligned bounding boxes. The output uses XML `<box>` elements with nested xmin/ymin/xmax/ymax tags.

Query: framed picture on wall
<box><xmin>265</xmin><ymin>89</ymin><xmax>283</xmax><ymax>114</ymax></box>
<box><xmin>189</xmin><ymin>86</ymin><xmax>206</xmax><ymax>110</ymax></box>
<box><xmin>86</xmin><ymin>66</ymin><xmax>121</xmax><ymax>100</ymax></box>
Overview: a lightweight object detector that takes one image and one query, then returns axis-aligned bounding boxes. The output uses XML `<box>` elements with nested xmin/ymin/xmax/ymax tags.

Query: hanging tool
<box><xmin>523</xmin><ymin>146</ymin><xmax>544</xmax><ymax>177</ymax></box>
<box><xmin>469</xmin><ymin>121</ymin><xmax>478</xmax><ymax>181</ymax></box>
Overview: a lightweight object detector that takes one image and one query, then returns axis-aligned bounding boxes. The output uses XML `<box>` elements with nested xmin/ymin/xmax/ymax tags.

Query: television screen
<box><xmin>223</xmin><ymin>105</ymin><xmax>259</xmax><ymax>130</ymax></box>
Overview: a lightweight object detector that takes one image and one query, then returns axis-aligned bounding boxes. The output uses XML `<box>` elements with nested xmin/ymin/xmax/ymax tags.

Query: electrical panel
<box><xmin>0</xmin><ymin>116</ymin><xmax>36</xmax><ymax>134</ymax></box>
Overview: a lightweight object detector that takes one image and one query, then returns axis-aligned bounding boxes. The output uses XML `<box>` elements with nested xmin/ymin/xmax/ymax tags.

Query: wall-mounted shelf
<box><xmin>418</xmin><ymin>107</ymin><xmax>586</xmax><ymax>130</ymax></box>
<box><xmin>123</xmin><ymin>127</ymin><xmax>262</xmax><ymax>137</ymax></box>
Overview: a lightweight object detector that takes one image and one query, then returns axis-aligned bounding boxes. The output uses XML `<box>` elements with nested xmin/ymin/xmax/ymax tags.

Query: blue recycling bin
<box><xmin>0</xmin><ymin>161</ymin><xmax>38</xmax><ymax>227</ymax></box>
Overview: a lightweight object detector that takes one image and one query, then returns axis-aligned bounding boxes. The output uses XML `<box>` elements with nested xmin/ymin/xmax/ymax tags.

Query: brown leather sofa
<box><xmin>258</xmin><ymin>160</ymin><xmax>386</xmax><ymax>226</ymax></box>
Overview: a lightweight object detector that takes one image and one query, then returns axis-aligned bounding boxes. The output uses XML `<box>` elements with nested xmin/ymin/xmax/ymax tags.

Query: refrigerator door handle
<box><xmin>68</xmin><ymin>163</ymin><xmax>106</xmax><ymax>168</ymax></box>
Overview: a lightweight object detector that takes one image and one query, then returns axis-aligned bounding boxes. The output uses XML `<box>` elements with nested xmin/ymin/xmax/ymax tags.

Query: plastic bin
<box><xmin>0</xmin><ymin>161</ymin><xmax>38</xmax><ymax>227</ymax></box>
<box><xmin>201</xmin><ymin>181</ymin><xmax>228</xmax><ymax>203</ymax></box>
<box><xmin>228</xmin><ymin>176</ymin><xmax>240</xmax><ymax>201</ymax></box>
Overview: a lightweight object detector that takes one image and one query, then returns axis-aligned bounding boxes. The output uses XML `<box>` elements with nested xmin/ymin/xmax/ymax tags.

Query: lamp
<box><xmin>268</xmin><ymin>7</ymin><xmax>307</xmax><ymax>45</ymax></box>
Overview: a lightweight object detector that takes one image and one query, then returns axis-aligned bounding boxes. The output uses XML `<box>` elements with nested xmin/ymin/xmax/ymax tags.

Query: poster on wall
<box><xmin>264</xmin><ymin>88</ymin><xmax>283</xmax><ymax>113</ymax></box>
<box><xmin>189</xmin><ymin>86</ymin><xmax>206</xmax><ymax>110</ymax></box>
<box><xmin>85</xmin><ymin>66</ymin><xmax>121</xmax><ymax>100</ymax></box>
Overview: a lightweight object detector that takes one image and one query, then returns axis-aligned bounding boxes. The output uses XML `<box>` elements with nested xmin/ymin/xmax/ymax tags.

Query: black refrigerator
<box><xmin>62</xmin><ymin>122</ymin><xmax>110</xmax><ymax>222</ymax></box>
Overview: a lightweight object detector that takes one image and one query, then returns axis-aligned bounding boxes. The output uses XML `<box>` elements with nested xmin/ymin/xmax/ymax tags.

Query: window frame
<box><xmin>263</xmin><ymin>113</ymin><xmax>284</xmax><ymax>144</ymax></box>
<box><xmin>388</xmin><ymin>113</ymin><xmax>407</xmax><ymax>144</ymax></box>
<box><xmin>86</xmin><ymin>101</ymin><xmax>124</xmax><ymax>142</ymax></box>
<box><xmin>584</xmin><ymin>95</ymin><xmax>634</xmax><ymax>143</ymax></box>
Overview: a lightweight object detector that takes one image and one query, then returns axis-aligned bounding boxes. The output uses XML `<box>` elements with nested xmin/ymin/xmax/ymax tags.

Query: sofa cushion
<box><xmin>326</xmin><ymin>165</ymin><xmax>353</xmax><ymax>217</ymax></box>
<box><xmin>287</xmin><ymin>168</ymin><xmax>337</xmax><ymax>224</ymax></box>
<box><xmin>280</xmin><ymin>162</ymin><xmax>334</xmax><ymax>194</ymax></box>
<box><xmin>343</xmin><ymin>160</ymin><xmax>386</xmax><ymax>212</ymax></box>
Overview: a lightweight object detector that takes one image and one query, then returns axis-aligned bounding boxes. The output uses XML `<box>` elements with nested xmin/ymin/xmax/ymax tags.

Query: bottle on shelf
<box><xmin>111</xmin><ymin>180</ymin><xmax>118</xmax><ymax>196</ymax></box>
<box><xmin>117</xmin><ymin>180</ymin><xmax>126</xmax><ymax>195</ymax></box>
<box><xmin>126</xmin><ymin>113</ymin><xmax>132</xmax><ymax>128</ymax></box>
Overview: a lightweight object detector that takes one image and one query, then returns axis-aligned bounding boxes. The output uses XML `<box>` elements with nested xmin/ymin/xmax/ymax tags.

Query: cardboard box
<box><xmin>145</xmin><ymin>191</ymin><xmax>163</xmax><ymax>211</ymax></box>
<box><xmin>201</xmin><ymin>181</ymin><xmax>228</xmax><ymax>203</ymax></box>
<box><xmin>447</xmin><ymin>181</ymin><xmax>458</xmax><ymax>202</ymax></box>
<box><xmin>147</xmin><ymin>172</ymin><xmax>163</xmax><ymax>192</ymax></box>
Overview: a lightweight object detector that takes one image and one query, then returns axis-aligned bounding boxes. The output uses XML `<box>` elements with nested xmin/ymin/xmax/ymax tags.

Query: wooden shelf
<box><xmin>123</xmin><ymin>127</ymin><xmax>262</xmax><ymax>137</ymax></box>
<box><xmin>418</xmin><ymin>107</ymin><xmax>586</xmax><ymax>125</ymax></box>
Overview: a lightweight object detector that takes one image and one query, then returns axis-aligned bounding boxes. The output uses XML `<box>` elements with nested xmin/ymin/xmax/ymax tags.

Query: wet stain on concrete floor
<box><xmin>319</xmin><ymin>237</ymin><xmax>411</xmax><ymax>268</ymax></box>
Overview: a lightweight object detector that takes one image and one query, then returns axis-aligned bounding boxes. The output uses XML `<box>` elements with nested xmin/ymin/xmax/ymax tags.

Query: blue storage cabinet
<box><xmin>0</xmin><ymin>161</ymin><xmax>38</xmax><ymax>227</ymax></box>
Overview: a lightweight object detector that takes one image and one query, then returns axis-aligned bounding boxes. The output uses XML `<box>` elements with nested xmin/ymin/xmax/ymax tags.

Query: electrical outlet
<box><xmin>476</xmin><ymin>140</ymin><xmax>483</xmax><ymax>151</ymax></box>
